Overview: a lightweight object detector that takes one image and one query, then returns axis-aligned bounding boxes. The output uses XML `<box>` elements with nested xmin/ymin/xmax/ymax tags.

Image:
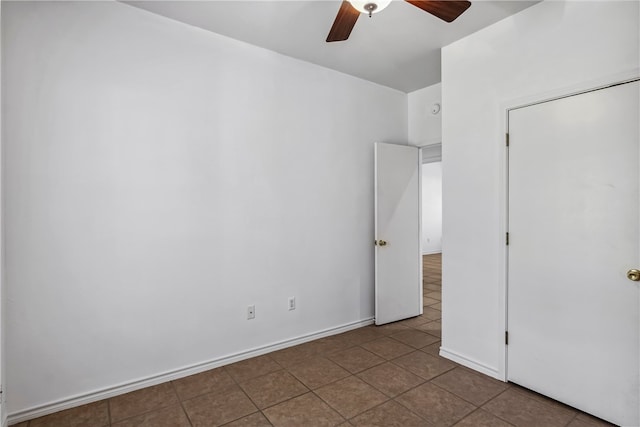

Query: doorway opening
<box><xmin>421</xmin><ymin>144</ymin><xmax>442</xmax><ymax>317</ymax></box>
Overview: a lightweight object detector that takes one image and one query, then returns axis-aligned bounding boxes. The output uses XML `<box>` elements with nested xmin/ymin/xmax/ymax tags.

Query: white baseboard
<box><xmin>439</xmin><ymin>346</ymin><xmax>504</xmax><ymax>381</ymax></box>
<box><xmin>422</xmin><ymin>250</ymin><xmax>442</xmax><ymax>255</ymax></box>
<box><xmin>7</xmin><ymin>317</ymin><xmax>374</xmax><ymax>425</ymax></box>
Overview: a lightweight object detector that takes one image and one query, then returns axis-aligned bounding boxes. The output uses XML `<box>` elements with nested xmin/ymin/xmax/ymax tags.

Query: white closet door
<box><xmin>508</xmin><ymin>80</ymin><xmax>639</xmax><ymax>426</ymax></box>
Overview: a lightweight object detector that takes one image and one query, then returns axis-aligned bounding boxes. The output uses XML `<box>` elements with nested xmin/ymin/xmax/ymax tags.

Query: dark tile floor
<box><xmin>14</xmin><ymin>254</ymin><xmax>613</xmax><ymax>426</ymax></box>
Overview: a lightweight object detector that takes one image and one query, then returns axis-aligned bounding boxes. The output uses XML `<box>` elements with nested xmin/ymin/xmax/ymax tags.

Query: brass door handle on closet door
<box><xmin>375</xmin><ymin>240</ymin><xmax>387</xmax><ymax>246</ymax></box>
<box><xmin>627</xmin><ymin>269</ymin><xmax>640</xmax><ymax>281</ymax></box>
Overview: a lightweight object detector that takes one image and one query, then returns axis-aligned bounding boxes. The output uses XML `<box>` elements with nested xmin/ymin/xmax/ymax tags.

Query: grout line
<box><xmin>341</xmin><ymin>398</ymin><xmax>395</xmax><ymax>422</ymax></box>
<box><xmin>509</xmin><ymin>384</ymin><xmax>583</xmax><ymax>417</ymax></box>
<box><xmin>227</xmin><ymin>366</ymin><xmax>286</xmax><ymax>387</ymax></box>
<box><xmin>227</xmin><ymin>367</ymin><xmax>312</xmax><ymax>416</ymax></box>
<box><xmin>428</xmin><ymin>379</ymin><xmax>483</xmax><ymax>408</ymax></box>
<box><xmin>106</xmin><ymin>398</ymin><xmax>112</xmax><ymax>426</ymax></box>
<box><xmin>253</xmin><ymin>390</ymin><xmax>314</xmax><ymax>417</ymax></box>
<box><xmin>216</xmin><ymin>409</ymin><xmax>264</xmax><ymax>426</ymax></box>
<box><xmin>266</xmin><ymin>352</ymin><xmax>286</xmax><ymax>370</ymax></box>
<box><xmin>168</xmin><ymin>381</ymin><xmax>194</xmax><ymax>427</ymax></box>
<box><xmin>108</xmin><ymin>385</ymin><xmax>181</xmax><ymax>426</ymax></box>
<box><xmin>564</xmin><ymin>412</ymin><xmax>580</xmax><ymax>427</ymax></box>
<box><xmin>456</xmin><ymin>407</ymin><xmax>517</xmax><ymax>427</ymax></box>
<box><xmin>311</xmin><ymin>387</ymin><xmax>390</xmax><ymax>422</ymax></box>
<box><xmin>221</xmin><ymin>362</ymin><xmax>267</xmax><ymax>419</ymax></box>
<box><xmin>391</xmin><ymin>385</ymin><xmax>441</xmax><ymax>422</ymax></box>
<box><xmin>477</xmin><ymin>387</ymin><xmax>520</xmax><ymax>426</ymax></box>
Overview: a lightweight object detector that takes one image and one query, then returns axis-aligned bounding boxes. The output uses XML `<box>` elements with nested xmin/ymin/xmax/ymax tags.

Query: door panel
<box><xmin>508</xmin><ymin>81</ymin><xmax>639</xmax><ymax>426</ymax></box>
<box><xmin>375</xmin><ymin>143</ymin><xmax>422</xmax><ymax>325</ymax></box>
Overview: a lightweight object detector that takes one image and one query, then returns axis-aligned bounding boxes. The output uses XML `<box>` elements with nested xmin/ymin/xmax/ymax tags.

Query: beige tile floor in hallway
<box><xmin>14</xmin><ymin>254</ymin><xmax>613</xmax><ymax>427</ymax></box>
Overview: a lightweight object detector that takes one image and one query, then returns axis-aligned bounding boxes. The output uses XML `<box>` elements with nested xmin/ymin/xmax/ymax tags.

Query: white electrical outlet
<box><xmin>288</xmin><ymin>297</ymin><xmax>296</xmax><ymax>311</ymax></box>
<box><xmin>247</xmin><ymin>305</ymin><xmax>255</xmax><ymax>319</ymax></box>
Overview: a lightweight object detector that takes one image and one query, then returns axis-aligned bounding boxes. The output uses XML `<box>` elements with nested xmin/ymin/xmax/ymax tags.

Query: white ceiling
<box><xmin>124</xmin><ymin>0</ymin><xmax>537</xmax><ymax>92</ymax></box>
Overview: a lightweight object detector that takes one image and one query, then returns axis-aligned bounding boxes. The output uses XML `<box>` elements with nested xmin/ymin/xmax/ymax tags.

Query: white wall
<box><xmin>421</xmin><ymin>162</ymin><xmax>442</xmax><ymax>255</ymax></box>
<box><xmin>2</xmin><ymin>1</ymin><xmax>407</xmax><ymax>418</ymax></box>
<box><xmin>0</xmin><ymin>2</ymin><xmax>4</xmax><ymax>425</ymax></box>
<box><xmin>441</xmin><ymin>1</ymin><xmax>639</xmax><ymax>377</ymax></box>
<box><xmin>408</xmin><ymin>83</ymin><xmax>441</xmax><ymax>147</ymax></box>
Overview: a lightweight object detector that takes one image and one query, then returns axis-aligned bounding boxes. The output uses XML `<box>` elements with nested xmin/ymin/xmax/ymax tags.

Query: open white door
<box><xmin>374</xmin><ymin>142</ymin><xmax>422</xmax><ymax>325</ymax></box>
<box><xmin>508</xmin><ymin>80</ymin><xmax>639</xmax><ymax>426</ymax></box>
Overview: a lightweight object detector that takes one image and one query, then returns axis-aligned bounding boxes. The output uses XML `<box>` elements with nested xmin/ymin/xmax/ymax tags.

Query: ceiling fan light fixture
<box><xmin>349</xmin><ymin>0</ymin><xmax>392</xmax><ymax>17</ymax></box>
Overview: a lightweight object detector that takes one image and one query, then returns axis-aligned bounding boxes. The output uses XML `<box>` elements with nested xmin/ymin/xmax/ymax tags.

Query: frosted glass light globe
<box><xmin>348</xmin><ymin>0</ymin><xmax>393</xmax><ymax>16</ymax></box>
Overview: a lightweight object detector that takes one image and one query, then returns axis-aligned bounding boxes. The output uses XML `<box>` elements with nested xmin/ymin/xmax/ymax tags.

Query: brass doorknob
<box><xmin>375</xmin><ymin>240</ymin><xmax>388</xmax><ymax>246</ymax></box>
<box><xmin>627</xmin><ymin>269</ymin><xmax>640</xmax><ymax>282</ymax></box>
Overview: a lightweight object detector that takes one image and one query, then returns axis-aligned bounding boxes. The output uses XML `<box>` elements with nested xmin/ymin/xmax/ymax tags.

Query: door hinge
<box><xmin>505</xmin><ymin>331</ymin><xmax>509</xmax><ymax>345</ymax></box>
<box><xmin>506</xmin><ymin>232</ymin><xmax>509</xmax><ymax>245</ymax></box>
<box><xmin>506</xmin><ymin>132</ymin><xmax>510</xmax><ymax>147</ymax></box>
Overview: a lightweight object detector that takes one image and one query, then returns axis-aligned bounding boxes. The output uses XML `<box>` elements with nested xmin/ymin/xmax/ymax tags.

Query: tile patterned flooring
<box><xmin>15</xmin><ymin>254</ymin><xmax>613</xmax><ymax>427</ymax></box>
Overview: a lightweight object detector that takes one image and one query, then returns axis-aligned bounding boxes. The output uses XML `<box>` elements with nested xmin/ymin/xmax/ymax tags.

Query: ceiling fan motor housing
<box><xmin>364</xmin><ymin>3</ymin><xmax>377</xmax><ymax>17</ymax></box>
<box><xmin>349</xmin><ymin>0</ymin><xmax>391</xmax><ymax>18</ymax></box>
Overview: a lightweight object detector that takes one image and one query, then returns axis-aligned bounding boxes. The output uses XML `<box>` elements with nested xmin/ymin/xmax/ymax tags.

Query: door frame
<box><xmin>497</xmin><ymin>69</ymin><xmax>640</xmax><ymax>382</ymax></box>
<box><xmin>421</xmin><ymin>142</ymin><xmax>441</xmax><ymax>164</ymax></box>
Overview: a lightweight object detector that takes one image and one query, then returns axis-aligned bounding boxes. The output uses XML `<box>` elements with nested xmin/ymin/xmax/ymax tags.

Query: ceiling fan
<box><xmin>327</xmin><ymin>0</ymin><xmax>471</xmax><ymax>42</ymax></box>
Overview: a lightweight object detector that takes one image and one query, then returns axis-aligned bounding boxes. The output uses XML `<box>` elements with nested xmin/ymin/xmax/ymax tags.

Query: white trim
<box><xmin>7</xmin><ymin>317</ymin><xmax>373</xmax><ymax>425</ymax></box>
<box><xmin>0</xmin><ymin>0</ymin><xmax>4</xmax><ymax>418</ymax></box>
<box><xmin>421</xmin><ymin>142</ymin><xmax>442</xmax><ymax>164</ymax></box>
<box><xmin>422</xmin><ymin>157</ymin><xmax>441</xmax><ymax>165</ymax></box>
<box><xmin>498</xmin><ymin>68</ymin><xmax>640</xmax><ymax>383</ymax></box>
<box><xmin>418</xmin><ymin>150</ymin><xmax>424</xmax><ymax>317</ymax></box>
<box><xmin>500</xmin><ymin>68</ymin><xmax>640</xmax><ymax>116</ymax></box>
<box><xmin>374</xmin><ymin>143</ymin><xmax>380</xmax><ymax>324</ymax></box>
<box><xmin>412</xmin><ymin>137</ymin><xmax>442</xmax><ymax>148</ymax></box>
<box><xmin>496</xmin><ymin>101</ymin><xmax>510</xmax><ymax>382</ymax></box>
<box><xmin>421</xmin><ymin>250</ymin><xmax>442</xmax><ymax>256</ymax></box>
<box><xmin>439</xmin><ymin>347</ymin><xmax>503</xmax><ymax>381</ymax></box>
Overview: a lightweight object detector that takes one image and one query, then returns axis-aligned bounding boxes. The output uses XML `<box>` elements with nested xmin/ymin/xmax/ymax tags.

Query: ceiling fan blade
<box><xmin>326</xmin><ymin>1</ymin><xmax>360</xmax><ymax>42</ymax></box>
<box><xmin>405</xmin><ymin>0</ymin><xmax>471</xmax><ymax>23</ymax></box>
